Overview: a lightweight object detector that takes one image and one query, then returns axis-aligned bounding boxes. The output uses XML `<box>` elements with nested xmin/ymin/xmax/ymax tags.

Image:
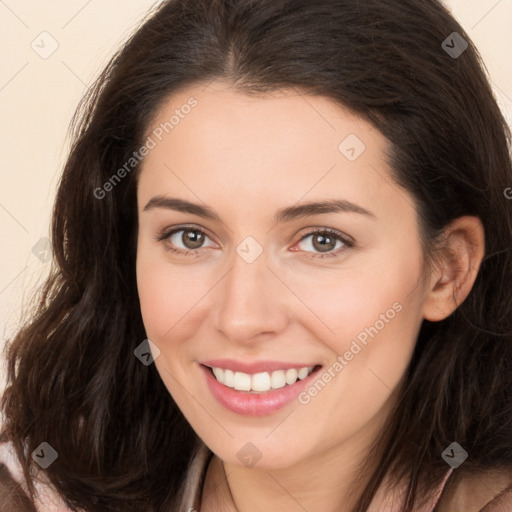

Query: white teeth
<box><xmin>298</xmin><ymin>367</ymin><xmax>310</xmax><ymax>380</ymax></box>
<box><xmin>210</xmin><ymin>366</ymin><xmax>316</xmax><ymax>392</ymax></box>
<box><xmin>251</xmin><ymin>372</ymin><xmax>271</xmax><ymax>392</ymax></box>
<box><xmin>212</xmin><ymin>367</ymin><xmax>224</xmax><ymax>384</ymax></box>
<box><xmin>285</xmin><ymin>368</ymin><xmax>298</xmax><ymax>385</ymax></box>
<box><xmin>270</xmin><ymin>370</ymin><xmax>286</xmax><ymax>389</ymax></box>
<box><xmin>224</xmin><ymin>369</ymin><xmax>235</xmax><ymax>388</ymax></box>
<box><xmin>233</xmin><ymin>371</ymin><xmax>252</xmax><ymax>391</ymax></box>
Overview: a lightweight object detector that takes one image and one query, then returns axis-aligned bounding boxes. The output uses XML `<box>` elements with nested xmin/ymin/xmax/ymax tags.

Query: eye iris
<box><xmin>183</xmin><ymin>229</ymin><xmax>204</xmax><ymax>249</ymax></box>
<box><xmin>313</xmin><ymin>233</ymin><xmax>336</xmax><ymax>252</ymax></box>
<box><xmin>173</xmin><ymin>230</ymin><xmax>342</xmax><ymax>253</ymax></box>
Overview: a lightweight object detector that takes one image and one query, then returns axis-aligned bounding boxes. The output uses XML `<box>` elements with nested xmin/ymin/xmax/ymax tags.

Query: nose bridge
<box><xmin>213</xmin><ymin>244</ymin><xmax>287</xmax><ymax>342</ymax></box>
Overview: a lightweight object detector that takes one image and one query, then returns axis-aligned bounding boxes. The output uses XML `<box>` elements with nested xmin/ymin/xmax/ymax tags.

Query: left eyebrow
<box><xmin>273</xmin><ymin>199</ymin><xmax>376</xmax><ymax>223</ymax></box>
<box><xmin>142</xmin><ymin>196</ymin><xmax>376</xmax><ymax>222</ymax></box>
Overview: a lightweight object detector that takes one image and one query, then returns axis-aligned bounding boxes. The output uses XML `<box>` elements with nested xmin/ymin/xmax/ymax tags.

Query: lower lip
<box><xmin>200</xmin><ymin>364</ymin><xmax>321</xmax><ymax>416</ymax></box>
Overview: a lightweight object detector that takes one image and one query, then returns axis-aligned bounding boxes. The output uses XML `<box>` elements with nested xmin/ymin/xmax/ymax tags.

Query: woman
<box><xmin>1</xmin><ymin>0</ymin><xmax>512</xmax><ymax>510</ymax></box>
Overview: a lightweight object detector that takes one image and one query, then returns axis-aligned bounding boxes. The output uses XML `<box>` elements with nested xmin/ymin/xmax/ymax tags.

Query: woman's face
<box><xmin>136</xmin><ymin>80</ymin><xmax>431</xmax><ymax>469</ymax></box>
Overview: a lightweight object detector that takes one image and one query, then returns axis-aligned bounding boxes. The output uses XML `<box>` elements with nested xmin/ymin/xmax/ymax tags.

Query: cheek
<box><xmin>285</xmin><ymin>265</ymin><xmax>418</xmax><ymax>345</ymax></box>
<box><xmin>136</xmin><ymin>241</ymin><xmax>213</xmax><ymax>344</ymax></box>
<box><xmin>136</xmin><ymin>238</ymin><xmax>171</xmax><ymax>335</ymax></box>
<box><xmin>291</xmin><ymin>268</ymin><xmax>424</xmax><ymax>444</ymax></box>
<box><xmin>136</xmin><ymin>251</ymin><xmax>170</xmax><ymax>338</ymax></box>
<box><xmin>285</xmin><ymin>248</ymin><xmax>425</xmax><ymax>381</ymax></box>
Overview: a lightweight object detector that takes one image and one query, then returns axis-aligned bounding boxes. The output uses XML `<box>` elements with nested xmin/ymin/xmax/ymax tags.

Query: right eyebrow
<box><xmin>143</xmin><ymin>196</ymin><xmax>220</xmax><ymax>221</ymax></box>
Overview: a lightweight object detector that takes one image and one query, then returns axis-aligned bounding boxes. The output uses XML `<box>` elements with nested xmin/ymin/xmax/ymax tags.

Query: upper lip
<box><xmin>201</xmin><ymin>359</ymin><xmax>320</xmax><ymax>374</ymax></box>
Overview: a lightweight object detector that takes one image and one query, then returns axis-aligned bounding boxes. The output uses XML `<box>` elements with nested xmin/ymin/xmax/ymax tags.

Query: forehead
<box><xmin>137</xmin><ymin>80</ymin><xmax>402</xmax><ymax>221</ymax></box>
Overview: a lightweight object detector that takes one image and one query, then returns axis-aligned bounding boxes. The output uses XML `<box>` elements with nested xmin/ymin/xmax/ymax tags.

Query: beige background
<box><xmin>1</xmin><ymin>0</ymin><xmax>511</xmax><ymax>392</ymax></box>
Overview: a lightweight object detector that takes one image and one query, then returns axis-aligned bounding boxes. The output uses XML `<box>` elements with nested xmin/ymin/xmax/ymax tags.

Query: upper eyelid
<box><xmin>156</xmin><ymin>224</ymin><xmax>213</xmax><ymax>239</ymax></box>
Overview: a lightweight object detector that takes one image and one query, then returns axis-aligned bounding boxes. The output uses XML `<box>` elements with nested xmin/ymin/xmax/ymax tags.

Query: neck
<box><xmin>200</xmin><ymin>395</ymin><xmax>396</xmax><ymax>512</ymax></box>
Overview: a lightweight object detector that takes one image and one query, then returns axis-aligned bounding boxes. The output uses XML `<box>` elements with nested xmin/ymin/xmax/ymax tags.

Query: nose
<box><xmin>212</xmin><ymin>247</ymin><xmax>289</xmax><ymax>345</ymax></box>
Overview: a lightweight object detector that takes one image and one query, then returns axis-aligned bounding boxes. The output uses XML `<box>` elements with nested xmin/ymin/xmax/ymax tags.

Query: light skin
<box><xmin>135</xmin><ymin>80</ymin><xmax>485</xmax><ymax>511</ymax></box>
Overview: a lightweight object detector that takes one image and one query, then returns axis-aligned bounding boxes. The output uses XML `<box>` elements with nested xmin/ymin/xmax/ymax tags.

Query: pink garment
<box><xmin>182</xmin><ymin>441</ymin><xmax>454</xmax><ymax>511</ymax></box>
<box><xmin>2</xmin><ymin>440</ymin><xmax>512</xmax><ymax>511</ymax></box>
<box><xmin>0</xmin><ymin>441</ymin><xmax>72</xmax><ymax>511</ymax></box>
<box><xmin>367</xmin><ymin>466</ymin><xmax>453</xmax><ymax>512</ymax></box>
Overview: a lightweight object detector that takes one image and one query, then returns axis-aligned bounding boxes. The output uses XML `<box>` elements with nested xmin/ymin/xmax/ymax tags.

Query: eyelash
<box><xmin>153</xmin><ymin>226</ymin><xmax>354</xmax><ymax>259</ymax></box>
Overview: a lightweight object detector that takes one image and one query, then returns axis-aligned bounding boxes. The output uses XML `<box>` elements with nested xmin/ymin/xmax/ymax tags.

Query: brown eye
<box><xmin>180</xmin><ymin>229</ymin><xmax>205</xmax><ymax>249</ymax></box>
<box><xmin>294</xmin><ymin>228</ymin><xmax>353</xmax><ymax>259</ymax></box>
<box><xmin>155</xmin><ymin>226</ymin><xmax>216</xmax><ymax>255</ymax></box>
<box><xmin>311</xmin><ymin>232</ymin><xmax>338</xmax><ymax>252</ymax></box>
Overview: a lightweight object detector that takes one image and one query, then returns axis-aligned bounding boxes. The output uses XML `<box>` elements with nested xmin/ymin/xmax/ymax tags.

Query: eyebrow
<box><xmin>143</xmin><ymin>196</ymin><xmax>376</xmax><ymax>222</ymax></box>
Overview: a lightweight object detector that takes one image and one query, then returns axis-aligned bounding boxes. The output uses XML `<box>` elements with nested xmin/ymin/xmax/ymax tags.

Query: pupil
<box><xmin>184</xmin><ymin>230</ymin><xmax>204</xmax><ymax>249</ymax></box>
<box><xmin>313</xmin><ymin>233</ymin><xmax>335</xmax><ymax>252</ymax></box>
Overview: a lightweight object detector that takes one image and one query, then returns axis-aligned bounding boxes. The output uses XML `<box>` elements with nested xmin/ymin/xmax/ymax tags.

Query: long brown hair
<box><xmin>2</xmin><ymin>0</ymin><xmax>512</xmax><ymax>510</ymax></box>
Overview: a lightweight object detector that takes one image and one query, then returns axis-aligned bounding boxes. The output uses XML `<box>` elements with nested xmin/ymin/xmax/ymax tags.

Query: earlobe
<box><xmin>422</xmin><ymin>216</ymin><xmax>485</xmax><ymax>322</ymax></box>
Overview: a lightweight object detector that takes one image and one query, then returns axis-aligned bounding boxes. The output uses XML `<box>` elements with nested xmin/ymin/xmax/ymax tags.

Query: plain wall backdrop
<box><xmin>1</xmin><ymin>0</ymin><xmax>512</xmax><ymax>394</ymax></box>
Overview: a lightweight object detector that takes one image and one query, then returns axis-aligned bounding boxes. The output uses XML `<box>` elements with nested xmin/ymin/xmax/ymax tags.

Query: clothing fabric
<box><xmin>0</xmin><ymin>441</ymin><xmax>69</xmax><ymax>511</ymax></box>
<box><xmin>1</xmin><ymin>440</ymin><xmax>512</xmax><ymax>511</ymax></box>
<box><xmin>178</xmin><ymin>440</ymin><xmax>454</xmax><ymax>511</ymax></box>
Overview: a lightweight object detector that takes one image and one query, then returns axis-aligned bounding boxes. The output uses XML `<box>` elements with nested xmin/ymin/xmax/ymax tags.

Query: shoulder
<box><xmin>435</xmin><ymin>468</ymin><xmax>512</xmax><ymax>512</ymax></box>
<box><xmin>0</xmin><ymin>441</ymin><xmax>73</xmax><ymax>512</ymax></box>
<box><xmin>0</xmin><ymin>462</ymin><xmax>38</xmax><ymax>512</ymax></box>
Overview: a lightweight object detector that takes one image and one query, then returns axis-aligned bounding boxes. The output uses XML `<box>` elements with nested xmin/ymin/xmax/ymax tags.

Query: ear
<box><xmin>422</xmin><ymin>216</ymin><xmax>485</xmax><ymax>322</ymax></box>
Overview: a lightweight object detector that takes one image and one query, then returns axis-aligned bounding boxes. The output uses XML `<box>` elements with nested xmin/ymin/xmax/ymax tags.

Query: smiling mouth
<box><xmin>202</xmin><ymin>364</ymin><xmax>323</xmax><ymax>394</ymax></box>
